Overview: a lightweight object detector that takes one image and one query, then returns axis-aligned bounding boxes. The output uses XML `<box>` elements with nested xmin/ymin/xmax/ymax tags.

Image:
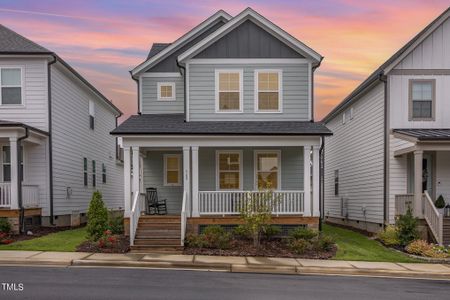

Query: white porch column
<box><xmin>191</xmin><ymin>146</ymin><xmax>199</xmax><ymax>217</ymax></box>
<box><xmin>312</xmin><ymin>145</ymin><xmax>320</xmax><ymax>217</ymax></box>
<box><xmin>303</xmin><ymin>145</ymin><xmax>311</xmax><ymax>217</ymax></box>
<box><xmin>183</xmin><ymin>146</ymin><xmax>191</xmax><ymax>215</ymax></box>
<box><xmin>123</xmin><ymin>147</ymin><xmax>131</xmax><ymax>217</ymax></box>
<box><xmin>9</xmin><ymin>137</ymin><xmax>19</xmax><ymax>210</ymax></box>
<box><xmin>132</xmin><ymin>146</ymin><xmax>140</xmax><ymax>197</ymax></box>
<box><xmin>414</xmin><ymin>150</ymin><xmax>423</xmax><ymax>217</ymax></box>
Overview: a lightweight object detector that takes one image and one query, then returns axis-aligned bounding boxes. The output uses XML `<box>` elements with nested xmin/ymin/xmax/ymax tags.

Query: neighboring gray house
<box><xmin>0</xmin><ymin>25</ymin><xmax>123</xmax><ymax>232</ymax></box>
<box><xmin>323</xmin><ymin>8</ymin><xmax>450</xmax><ymax>245</ymax></box>
<box><xmin>112</xmin><ymin>8</ymin><xmax>331</xmax><ymax>251</ymax></box>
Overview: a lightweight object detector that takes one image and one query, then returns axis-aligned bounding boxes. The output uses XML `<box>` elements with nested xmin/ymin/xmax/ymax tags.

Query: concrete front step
<box><xmin>134</xmin><ymin>238</ymin><xmax>181</xmax><ymax>246</ymax></box>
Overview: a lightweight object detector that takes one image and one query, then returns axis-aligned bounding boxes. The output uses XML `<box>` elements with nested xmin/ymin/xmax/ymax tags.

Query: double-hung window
<box><xmin>216</xmin><ymin>151</ymin><xmax>242</xmax><ymax>190</ymax></box>
<box><xmin>102</xmin><ymin>163</ymin><xmax>106</xmax><ymax>184</ymax></box>
<box><xmin>334</xmin><ymin>170</ymin><xmax>339</xmax><ymax>196</ymax></box>
<box><xmin>89</xmin><ymin>100</ymin><xmax>95</xmax><ymax>130</ymax></box>
<box><xmin>92</xmin><ymin>160</ymin><xmax>96</xmax><ymax>187</ymax></box>
<box><xmin>163</xmin><ymin>154</ymin><xmax>181</xmax><ymax>186</ymax></box>
<box><xmin>409</xmin><ymin>79</ymin><xmax>435</xmax><ymax>120</ymax></box>
<box><xmin>157</xmin><ymin>82</ymin><xmax>176</xmax><ymax>101</ymax></box>
<box><xmin>1</xmin><ymin>68</ymin><xmax>22</xmax><ymax>105</ymax></box>
<box><xmin>83</xmin><ymin>158</ymin><xmax>88</xmax><ymax>186</ymax></box>
<box><xmin>216</xmin><ymin>70</ymin><xmax>242</xmax><ymax>112</ymax></box>
<box><xmin>255</xmin><ymin>151</ymin><xmax>280</xmax><ymax>190</ymax></box>
<box><xmin>255</xmin><ymin>70</ymin><xmax>281</xmax><ymax>112</ymax></box>
<box><xmin>2</xmin><ymin>146</ymin><xmax>23</xmax><ymax>182</ymax></box>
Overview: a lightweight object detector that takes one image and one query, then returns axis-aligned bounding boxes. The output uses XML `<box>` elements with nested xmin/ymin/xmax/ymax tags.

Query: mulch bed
<box><xmin>183</xmin><ymin>238</ymin><xmax>336</xmax><ymax>259</ymax></box>
<box><xmin>7</xmin><ymin>226</ymin><xmax>79</xmax><ymax>243</ymax></box>
<box><xmin>76</xmin><ymin>235</ymin><xmax>130</xmax><ymax>253</ymax></box>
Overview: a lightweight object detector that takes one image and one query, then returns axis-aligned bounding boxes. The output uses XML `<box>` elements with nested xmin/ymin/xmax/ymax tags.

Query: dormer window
<box><xmin>255</xmin><ymin>70</ymin><xmax>281</xmax><ymax>112</ymax></box>
<box><xmin>0</xmin><ymin>67</ymin><xmax>22</xmax><ymax>105</ymax></box>
<box><xmin>215</xmin><ymin>70</ymin><xmax>242</xmax><ymax>112</ymax></box>
<box><xmin>157</xmin><ymin>82</ymin><xmax>176</xmax><ymax>101</ymax></box>
<box><xmin>409</xmin><ymin>79</ymin><xmax>435</xmax><ymax>121</ymax></box>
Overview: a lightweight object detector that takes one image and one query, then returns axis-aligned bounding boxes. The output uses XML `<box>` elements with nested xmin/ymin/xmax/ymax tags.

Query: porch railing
<box><xmin>198</xmin><ymin>191</ymin><xmax>304</xmax><ymax>216</ymax></box>
<box><xmin>395</xmin><ymin>194</ymin><xmax>414</xmax><ymax>216</ymax></box>
<box><xmin>423</xmin><ymin>191</ymin><xmax>443</xmax><ymax>246</ymax></box>
<box><xmin>130</xmin><ymin>190</ymin><xmax>144</xmax><ymax>246</ymax></box>
<box><xmin>0</xmin><ymin>183</ymin><xmax>40</xmax><ymax>208</ymax></box>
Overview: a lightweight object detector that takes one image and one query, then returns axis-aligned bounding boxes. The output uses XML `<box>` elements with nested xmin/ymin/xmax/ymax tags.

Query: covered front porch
<box><xmin>392</xmin><ymin>129</ymin><xmax>450</xmax><ymax>245</ymax></box>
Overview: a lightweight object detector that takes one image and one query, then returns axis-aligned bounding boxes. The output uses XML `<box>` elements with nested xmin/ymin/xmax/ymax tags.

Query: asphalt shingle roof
<box><xmin>0</xmin><ymin>24</ymin><xmax>51</xmax><ymax>54</ymax></box>
<box><xmin>393</xmin><ymin>129</ymin><xmax>450</xmax><ymax>141</ymax></box>
<box><xmin>112</xmin><ymin>114</ymin><xmax>332</xmax><ymax>136</ymax></box>
<box><xmin>147</xmin><ymin>43</ymin><xmax>171</xmax><ymax>59</ymax></box>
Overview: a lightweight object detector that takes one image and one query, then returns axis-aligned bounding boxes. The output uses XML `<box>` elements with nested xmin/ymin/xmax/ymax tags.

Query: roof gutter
<box><xmin>47</xmin><ymin>55</ymin><xmax>57</xmax><ymax>225</ymax></box>
<box><xmin>17</xmin><ymin>127</ymin><xmax>29</xmax><ymax>233</ymax></box>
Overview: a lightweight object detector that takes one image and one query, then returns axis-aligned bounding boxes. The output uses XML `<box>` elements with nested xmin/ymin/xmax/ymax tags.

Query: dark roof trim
<box><xmin>0</xmin><ymin>121</ymin><xmax>49</xmax><ymax>136</ymax></box>
<box><xmin>112</xmin><ymin>131</ymin><xmax>332</xmax><ymax>136</ymax></box>
<box><xmin>322</xmin><ymin>7</ymin><xmax>450</xmax><ymax>123</ymax></box>
<box><xmin>393</xmin><ymin>128</ymin><xmax>450</xmax><ymax>141</ymax></box>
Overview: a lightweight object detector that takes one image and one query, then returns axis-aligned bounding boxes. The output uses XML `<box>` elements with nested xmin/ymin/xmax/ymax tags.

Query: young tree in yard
<box><xmin>239</xmin><ymin>188</ymin><xmax>279</xmax><ymax>248</ymax></box>
<box><xmin>87</xmin><ymin>191</ymin><xmax>108</xmax><ymax>240</ymax></box>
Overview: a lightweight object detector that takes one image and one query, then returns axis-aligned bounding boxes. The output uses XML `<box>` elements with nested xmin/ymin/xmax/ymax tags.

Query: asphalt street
<box><xmin>0</xmin><ymin>266</ymin><xmax>449</xmax><ymax>300</ymax></box>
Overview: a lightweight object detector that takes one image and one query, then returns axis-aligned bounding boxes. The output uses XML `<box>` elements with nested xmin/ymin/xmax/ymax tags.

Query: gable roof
<box><xmin>177</xmin><ymin>7</ymin><xmax>323</xmax><ymax>64</ymax></box>
<box><xmin>111</xmin><ymin>114</ymin><xmax>332</xmax><ymax>136</ymax></box>
<box><xmin>147</xmin><ymin>43</ymin><xmax>171</xmax><ymax>59</ymax></box>
<box><xmin>322</xmin><ymin>7</ymin><xmax>450</xmax><ymax>123</ymax></box>
<box><xmin>0</xmin><ymin>24</ymin><xmax>52</xmax><ymax>54</ymax></box>
<box><xmin>0</xmin><ymin>24</ymin><xmax>122</xmax><ymax>116</ymax></box>
<box><xmin>131</xmin><ymin>10</ymin><xmax>232</xmax><ymax>77</ymax></box>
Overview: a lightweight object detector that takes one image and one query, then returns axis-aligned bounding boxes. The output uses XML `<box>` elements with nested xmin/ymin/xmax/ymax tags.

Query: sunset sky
<box><xmin>1</xmin><ymin>1</ymin><xmax>448</xmax><ymax>121</ymax></box>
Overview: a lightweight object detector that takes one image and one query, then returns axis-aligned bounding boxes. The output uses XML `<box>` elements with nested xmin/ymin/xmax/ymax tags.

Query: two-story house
<box><xmin>0</xmin><ymin>25</ymin><xmax>123</xmax><ymax>233</ymax></box>
<box><xmin>112</xmin><ymin>8</ymin><xmax>331</xmax><ymax>251</ymax></box>
<box><xmin>323</xmin><ymin>7</ymin><xmax>450</xmax><ymax>245</ymax></box>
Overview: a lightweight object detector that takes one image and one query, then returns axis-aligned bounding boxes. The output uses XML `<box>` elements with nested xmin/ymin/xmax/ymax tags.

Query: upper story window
<box><xmin>255</xmin><ymin>70</ymin><xmax>282</xmax><ymax>112</ymax></box>
<box><xmin>409</xmin><ymin>79</ymin><xmax>435</xmax><ymax>121</ymax></box>
<box><xmin>89</xmin><ymin>100</ymin><xmax>95</xmax><ymax>130</ymax></box>
<box><xmin>255</xmin><ymin>150</ymin><xmax>280</xmax><ymax>190</ymax></box>
<box><xmin>215</xmin><ymin>70</ymin><xmax>242</xmax><ymax>112</ymax></box>
<box><xmin>0</xmin><ymin>68</ymin><xmax>22</xmax><ymax>105</ymax></box>
<box><xmin>216</xmin><ymin>150</ymin><xmax>242</xmax><ymax>190</ymax></box>
<box><xmin>157</xmin><ymin>82</ymin><xmax>176</xmax><ymax>101</ymax></box>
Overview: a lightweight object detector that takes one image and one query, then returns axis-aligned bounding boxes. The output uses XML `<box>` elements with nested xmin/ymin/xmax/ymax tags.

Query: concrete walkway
<box><xmin>1</xmin><ymin>250</ymin><xmax>449</xmax><ymax>280</ymax></box>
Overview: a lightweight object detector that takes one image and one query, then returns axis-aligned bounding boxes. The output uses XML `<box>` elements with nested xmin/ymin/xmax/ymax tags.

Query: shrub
<box><xmin>232</xmin><ymin>225</ymin><xmax>251</xmax><ymax>240</ymax></box>
<box><xmin>435</xmin><ymin>195</ymin><xmax>446</xmax><ymax>209</ymax></box>
<box><xmin>185</xmin><ymin>234</ymin><xmax>208</xmax><ymax>248</ymax></box>
<box><xmin>377</xmin><ymin>225</ymin><xmax>400</xmax><ymax>246</ymax></box>
<box><xmin>0</xmin><ymin>218</ymin><xmax>11</xmax><ymax>233</ymax></box>
<box><xmin>202</xmin><ymin>225</ymin><xmax>232</xmax><ymax>249</ymax></box>
<box><xmin>311</xmin><ymin>234</ymin><xmax>335</xmax><ymax>252</ymax></box>
<box><xmin>288</xmin><ymin>239</ymin><xmax>310</xmax><ymax>254</ymax></box>
<box><xmin>108</xmin><ymin>212</ymin><xmax>124</xmax><ymax>235</ymax></box>
<box><xmin>262</xmin><ymin>225</ymin><xmax>281</xmax><ymax>240</ymax></box>
<box><xmin>289</xmin><ymin>227</ymin><xmax>318</xmax><ymax>241</ymax></box>
<box><xmin>405</xmin><ymin>240</ymin><xmax>448</xmax><ymax>258</ymax></box>
<box><xmin>87</xmin><ymin>191</ymin><xmax>108</xmax><ymax>240</ymax></box>
<box><xmin>97</xmin><ymin>230</ymin><xmax>117</xmax><ymax>248</ymax></box>
<box><xmin>396</xmin><ymin>207</ymin><xmax>419</xmax><ymax>246</ymax></box>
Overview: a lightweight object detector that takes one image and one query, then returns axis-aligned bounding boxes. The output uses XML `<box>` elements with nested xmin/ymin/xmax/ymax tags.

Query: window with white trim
<box><xmin>0</xmin><ymin>68</ymin><xmax>22</xmax><ymax>105</ymax></box>
<box><xmin>157</xmin><ymin>82</ymin><xmax>176</xmax><ymax>101</ymax></box>
<box><xmin>164</xmin><ymin>154</ymin><xmax>181</xmax><ymax>186</ymax></box>
<box><xmin>409</xmin><ymin>79</ymin><xmax>434</xmax><ymax>120</ymax></box>
<box><xmin>89</xmin><ymin>100</ymin><xmax>95</xmax><ymax>130</ymax></box>
<box><xmin>217</xmin><ymin>151</ymin><xmax>241</xmax><ymax>190</ymax></box>
<box><xmin>255</xmin><ymin>70</ymin><xmax>281</xmax><ymax>112</ymax></box>
<box><xmin>2</xmin><ymin>146</ymin><xmax>23</xmax><ymax>182</ymax></box>
<box><xmin>255</xmin><ymin>151</ymin><xmax>280</xmax><ymax>190</ymax></box>
<box><xmin>216</xmin><ymin>70</ymin><xmax>242</xmax><ymax>112</ymax></box>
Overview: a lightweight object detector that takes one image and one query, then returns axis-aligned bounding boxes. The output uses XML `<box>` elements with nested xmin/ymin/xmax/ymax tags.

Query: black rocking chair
<box><xmin>146</xmin><ymin>187</ymin><xmax>168</xmax><ymax>215</ymax></box>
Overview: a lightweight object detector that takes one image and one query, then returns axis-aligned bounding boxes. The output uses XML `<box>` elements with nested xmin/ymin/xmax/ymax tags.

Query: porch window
<box><xmin>334</xmin><ymin>170</ymin><xmax>339</xmax><ymax>196</ymax></box>
<box><xmin>255</xmin><ymin>70</ymin><xmax>281</xmax><ymax>112</ymax></box>
<box><xmin>157</xmin><ymin>82</ymin><xmax>176</xmax><ymax>101</ymax></box>
<box><xmin>164</xmin><ymin>154</ymin><xmax>181</xmax><ymax>186</ymax></box>
<box><xmin>89</xmin><ymin>100</ymin><xmax>95</xmax><ymax>130</ymax></box>
<box><xmin>2</xmin><ymin>146</ymin><xmax>23</xmax><ymax>182</ymax></box>
<box><xmin>1</xmin><ymin>68</ymin><xmax>22</xmax><ymax>105</ymax></box>
<box><xmin>83</xmin><ymin>158</ymin><xmax>88</xmax><ymax>186</ymax></box>
<box><xmin>409</xmin><ymin>79</ymin><xmax>435</xmax><ymax>120</ymax></box>
<box><xmin>216</xmin><ymin>151</ymin><xmax>242</xmax><ymax>190</ymax></box>
<box><xmin>216</xmin><ymin>70</ymin><xmax>242</xmax><ymax>112</ymax></box>
<box><xmin>92</xmin><ymin>160</ymin><xmax>96</xmax><ymax>187</ymax></box>
<box><xmin>102</xmin><ymin>163</ymin><xmax>106</xmax><ymax>184</ymax></box>
<box><xmin>255</xmin><ymin>151</ymin><xmax>280</xmax><ymax>189</ymax></box>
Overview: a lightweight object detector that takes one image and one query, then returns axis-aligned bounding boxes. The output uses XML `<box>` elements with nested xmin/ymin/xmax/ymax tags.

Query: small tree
<box><xmin>435</xmin><ymin>195</ymin><xmax>445</xmax><ymax>209</ymax></box>
<box><xmin>396</xmin><ymin>206</ymin><xmax>419</xmax><ymax>246</ymax></box>
<box><xmin>87</xmin><ymin>191</ymin><xmax>108</xmax><ymax>240</ymax></box>
<box><xmin>239</xmin><ymin>188</ymin><xmax>279</xmax><ymax>248</ymax></box>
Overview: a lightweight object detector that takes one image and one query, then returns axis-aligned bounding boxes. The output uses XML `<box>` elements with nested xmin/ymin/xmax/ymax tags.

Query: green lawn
<box><xmin>0</xmin><ymin>227</ymin><xmax>88</xmax><ymax>252</ymax></box>
<box><xmin>323</xmin><ymin>224</ymin><xmax>419</xmax><ymax>262</ymax></box>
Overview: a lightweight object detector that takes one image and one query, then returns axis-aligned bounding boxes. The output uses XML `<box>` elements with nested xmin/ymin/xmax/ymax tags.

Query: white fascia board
<box><xmin>177</xmin><ymin>8</ymin><xmax>322</xmax><ymax>64</ymax></box>
<box><xmin>131</xmin><ymin>10</ymin><xmax>232</xmax><ymax>77</ymax></box>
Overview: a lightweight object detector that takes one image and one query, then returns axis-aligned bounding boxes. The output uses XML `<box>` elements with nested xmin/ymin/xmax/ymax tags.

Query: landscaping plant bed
<box><xmin>184</xmin><ymin>238</ymin><xmax>336</xmax><ymax>259</ymax></box>
<box><xmin>76</xmin><ymin>235</ymin><xmax>129</xmax><ymax>253</ymax></box>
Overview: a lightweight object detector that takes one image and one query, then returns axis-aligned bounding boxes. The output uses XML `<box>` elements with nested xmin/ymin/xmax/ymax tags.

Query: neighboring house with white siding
<box><xmin>0</xmin><ymin>24</ymin><xmax>123</xmax><ymax>233</ymax></box>
<box><xmin>323</xmin><ymin>7</ymin><xmax>450</xmax><ymax>245</ymax></box>
<box><xmin>112</xmin><ymin>8</ymin><xmax>331</xmax><ymax>251</ymax></box>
